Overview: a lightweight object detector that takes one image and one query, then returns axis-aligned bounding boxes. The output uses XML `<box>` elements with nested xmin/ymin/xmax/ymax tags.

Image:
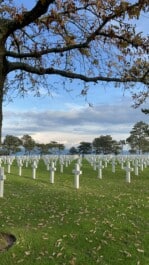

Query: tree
<box><xmin>69</xmin><ymin>146</ymin><xmax>78</xmax><ymax>155</ymax></box>
<box><xmin>126</xmin><ymin>121</ymin><xmax>149</xmax><ymax>154</ymax></box>
<box><xmin>36</xmin><ymin>143</ymin><xmax>51</xmax><ymax>155</ymax></box>
<box><xmin>48</xmin><ymin>141</ymin><xmax>65</xmax><ymax>154</ymax></box>
<box><xmin>112</xmin><ymin>140</ymin><xmax>122</xmax><ymax>155</ymax></box>
<box><xmin>92</xmin><ymin>135</ymin><xmax>121</xmax><ymax>154</ymax></box>
<box><xmin>3</xmin><ymin>135</ymin><xmax>22</xmax><ymax>155</ymax></box>
<box><xmin>21</xmin><ymin>134</ymin><xmax>36</xmax><ymax>155</ymax></box>
<box><xmin>0</xmin><ymin>0</ymin><xmax>148</xmax><ymax>143</ymax></box>
<box><xmin>119</xmin><ymin>140</ymin><xmax>126</xmax><ymax>154</ymax></box>
<box><xmin>57</xmin><ymin>143</ymin><xmax>65</xmax><ymax>155</ymax></box>
<box><xmin>77</xmin><ymin>142</ymin><xmax>92</xmax><ymax>155</ymax></box>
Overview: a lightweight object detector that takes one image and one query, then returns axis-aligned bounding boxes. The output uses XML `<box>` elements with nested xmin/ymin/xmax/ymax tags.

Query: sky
<box><xmin>2</xmin><ymin>0</ymin><xmax>149</xmax><ymax>149</ymax></box>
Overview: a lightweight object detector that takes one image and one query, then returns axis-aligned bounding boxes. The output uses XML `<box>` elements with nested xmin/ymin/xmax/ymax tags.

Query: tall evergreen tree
<box><xmin>93</xmin><ymin>135</ymin><xmax>121</xmax><ymax>154</ymax></box>
<box><xmin>126</xmin><ymin>121</ymin><xmax>149</xmax><ymax>154</ymax></box>
<box><xmin>21</xmin><ymin>134</ymin><xmax>36</xmax><ymax>155</ymax></box>
<box><xmin>3</xmin><ymin>135</ymin><xmax>22</xmax><ymax>154</ymax></box>
<box><xmin>78</xmin><ymin>142</ymin><xmax>92</xmax><ymax>155</ymax></box>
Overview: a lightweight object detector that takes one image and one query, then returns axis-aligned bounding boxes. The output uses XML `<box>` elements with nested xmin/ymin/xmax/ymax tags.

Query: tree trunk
<box><xmin>0</xmin><ymin>46</ymin><xmax>7</xmax><ymax>146</ymax></box>
<box><xmin>0</xmin><ymin>75</ymin><xmax>5</xmax><ymax>146</ymax></box>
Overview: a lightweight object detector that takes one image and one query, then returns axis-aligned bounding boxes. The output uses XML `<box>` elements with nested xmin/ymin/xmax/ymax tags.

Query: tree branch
<box><xmin>6</xmin><ymin>0</ymin><xmax>54</xmax><ymax>35</ymax></box>
<box><xmin>5</xmin><ymin>0</ymin><xmax>148</xmax><ymax>58</ymax></box>
<box><xmin>6</xmin><ymin>29</ymin><xmax>148</xmax><ymax>59</ymax></box>
<box><xmin>86</xmin><ymin>0</ymin><xmax>148</xmax><ymax>44</ymax></box>
<box><xmin>99</xmin><ymin>31</ymin><xmax>148</xmax><ymax>51</ymax></box>
<box><xmin>8</xmin><ymin>61</ymin><xmax>147</xmax><ymax>84</ymax></box>
<box><xmin>6</xmin><ymin>42</ymin><xmax>89</xmax><ymax>58</ymax></box>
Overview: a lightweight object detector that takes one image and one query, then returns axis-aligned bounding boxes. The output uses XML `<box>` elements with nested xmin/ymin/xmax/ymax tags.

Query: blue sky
<box><xmin>3</xmin><ymin>0</ymin><xmax>149</xmax><ymax>148</ymax></box>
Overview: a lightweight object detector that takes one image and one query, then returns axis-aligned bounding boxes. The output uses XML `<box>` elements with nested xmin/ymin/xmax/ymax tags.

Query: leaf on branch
<box><xmin>78</xmin><ymin>48</ymin><xmax>90</xmax><ymax>57</ymax></box>
<box><xmin>64</xmin><ymin>35</ymin><xmax>76</xmax><ymax>45</ymax></box>
<box><xmin>128</xmin><ymin>6</ymin><xmax>140</xmax><ymax>19</ymax></box>
<box><xmin>93</xmin><ymin>59</ymin><xmax>99</xmax><ymax>65</ymax></box>
<box><xmin>15</xmin><ymin>13</ymin><xmax>23</xmax><ymax>23</ymax></box>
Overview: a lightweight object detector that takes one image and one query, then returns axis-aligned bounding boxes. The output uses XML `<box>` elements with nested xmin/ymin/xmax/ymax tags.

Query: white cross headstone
<box><xmin>77</xmin><ymin>158</ymin><xmax>82</xmax><ymax>167</ymax></box>
<box><xmin>97</xmin><ymin>160</ymin><xmax>104</xmax><ymax>179</ymax></box>
<box><xmin>25</xmin><ymin>158</ymin><xmax>29</xmax><ymax>168</ymax></box>
<box><xmin>60</xmin><ymin>159</ymin><xmax>64</xmax><ymax>173</ymax></box>
<box><xmin>139</xmin><ymin>159</ymin><xmax>144</xmax><ymax>171</ymax></box>
<box><xmin>120</xmin><ymin>158</ymin><xmax>125</xmax><ymax>169</ymax></box>
<box><xmin>72</xmin><ymin>163</ymin><xmax>82</xmax><ymax>189</ymax></box>
<box><xmin>7</xmin><ymin>158</ymin><xmax>12</xmax><ymax>173</ymax></box>
<box><xmin>32</xmin><ymin>160</ymin><xmax>38</xmax><ymax>179</ymax></box>
<box><xmin>104</xmin><ymin>159</ymin><xmax>108</xmax><ymax>168</ymax></box>
<box><xmin>46</xmin><ymin>161</ymin><xmax>50</xmax><ymax>171</ymax></box>
<box><xmin>93</xmin><ymin>161</ymin><xmax>97</xmax><ymax>171</ymax></box>
<box><xmin>144</xmin><ymin>160</ymin><xmax>147</xmax><ymax>168</ymax></box>
<box><xmin>65</xmin><ymin>159</ymin><xmax>68</xmax><ymax>167</ymax></box>
<box><xmin>124</xmin><ymin>161</ymin><xmax>133</xmax><ymax>183</ymax></box>
<box><xmin>0</xmin><ymin>167</ymin><xmax>5</xmax><ymax>197</ymax></box>
<box><xmin>17</xmin><ymin>159</ymin><xmax>23</xmax><ymax>176</ymax></box>
<box><xmin>49</xmin><ymin>161</ymin><xmax>56</xmax><ymax>184</ymax></box>
<box><xmin>90</xmin><ymin>157</ymin><xmax>94</xmax><ymax>167</ymax></box>
<box><xmin>112</xmin><ymin>158</ymin><xmax>116</xmax><ymax>173</ymax></box>
<box><xmin>134</xmin><ymin>159</ymin><xmax>139</xmax><ymax>176</ymax></box>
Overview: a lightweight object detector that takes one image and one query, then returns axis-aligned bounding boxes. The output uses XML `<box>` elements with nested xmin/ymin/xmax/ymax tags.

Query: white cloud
<box><xmin>3</xmin><ymin>98</ymin><xmax>148</xmax><ymax>147</ymax></box>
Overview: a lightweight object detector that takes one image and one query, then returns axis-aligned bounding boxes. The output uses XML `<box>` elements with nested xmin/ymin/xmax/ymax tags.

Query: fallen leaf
<box><xmin>137</xmin><ymin>249</ymin><xmax>144</xmax><ymax>253</ymax></box>
<box><xmin>57</xmin><ymin>252</ymin><xmax>63</xmax><ymax>258</ymax></box>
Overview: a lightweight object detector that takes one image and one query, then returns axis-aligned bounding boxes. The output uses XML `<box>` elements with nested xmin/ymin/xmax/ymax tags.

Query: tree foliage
<box><xmin>21</xmin><ymin>134</ymin><xmax>36</xmax><ymax>154</ymax></box>
<box><xmin>77</xmin><ymin>141</ymin><xmax>92</xmax><ymax>154</ymax></box>
<box><xmin>1</xmin><ymin>134</ymin><xmax>66</xmax><ymax>155</ymax></box>
<box><xmin>93</xmin><ymin>135</ymin><xmax>121</xmax><ymax>154</ymax></box>
<box><xmin>48</xmin><ymin>141</ymin><xmax>65</xmax><ymax>154</ymax></box>
<box><xmin>126</xmin><ymin>121</ymin><xmax>149</xmax><ymax>154</ymax></box>
<box><xmin>69</xmin><ymin>146</ymin><xmax>78</xmax><ymax>155</ymax></box>
<box><xmin>0</xmin><ymin>0</ymin><xmax>148</xmax><ymax>143</ymax></box>
<box><xmin>3</xmin><ymin>135</ymin><xmax>22</xmax><ymax>155</ymax></box>
<box><xmin>36</xmin><ymin>143</ymin><xmax>51</xmax><ymax>155</ymax></box>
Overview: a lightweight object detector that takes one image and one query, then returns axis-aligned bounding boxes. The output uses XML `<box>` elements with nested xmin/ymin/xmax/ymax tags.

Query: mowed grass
<box><xmin>0</xmin><ymin>157</ymin><xmax>149</xmax><ymax>265</ymax></box>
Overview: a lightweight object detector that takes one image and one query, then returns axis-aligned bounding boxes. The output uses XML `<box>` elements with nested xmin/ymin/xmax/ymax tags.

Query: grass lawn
<box><xmin>0</xmin><ymin>157</ymin><xmax>149</xmax><ymax>265</ymax></box>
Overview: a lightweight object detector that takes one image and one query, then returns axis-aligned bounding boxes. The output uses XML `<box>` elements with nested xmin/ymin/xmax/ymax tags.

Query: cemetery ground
<box><xmin>0</xmin><ymin>157</ymin><xmax>148</xmax><ymax>265</ymax></box>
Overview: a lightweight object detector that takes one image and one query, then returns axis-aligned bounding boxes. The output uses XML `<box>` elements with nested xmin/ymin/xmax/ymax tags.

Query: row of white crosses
<box><xmin>85</xmin><ymin>154</ymin><xmax>149</xmax><ymax>183</ymax></box>
<box><xmin>0</xmin><ymin>154</ymin><xmax>148</xmax><ymax>197</ymax></box>
<box><xmin>18</xmin><ymin>155</ymin><xmax>79</xmax><ymax>185</ymax></box>
<box><xmin>42</xmin><ymin>155</ymin><xmax>72</xmax><ymax>172</ymax></box>
<box><xmin>39</xmin><ymin>155</ymin><xmax>148</xmax><ymax>185</ymax></box>
<box><xmin>48</xmin><ymin>156</ymin><xmax>81</xmax><ymax>186</ymax></box>
<box><xmin>16</xmin><ymin>156</ymin><xmax>40</xmax><ymax>179</ymax></box>
<box><xmin>42</xmin><ymin>155</ymin><xmax>81</xmax><ymax>187</ymax></box>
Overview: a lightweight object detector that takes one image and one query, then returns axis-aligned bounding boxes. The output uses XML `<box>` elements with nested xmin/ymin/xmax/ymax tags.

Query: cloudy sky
<box><xmin>3</xmin><ymin>1</ymin><xmax>149</xmax><ymax>148</ymax></box>
<box><xmin>3</xmin><ymin>84</ymin><xmax>148</xmax><ymax>148</ymax></box>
